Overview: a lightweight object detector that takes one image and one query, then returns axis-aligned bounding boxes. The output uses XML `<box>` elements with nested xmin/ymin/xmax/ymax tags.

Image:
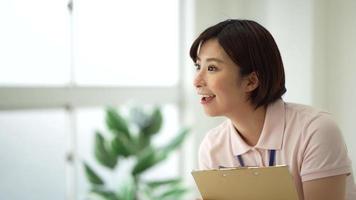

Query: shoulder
<box><xmin>198</xmin><ymin>119</ymin><xmax>232</xmax><ymax>157</ymax></box>
<box><xmin>284</xmin><ymin>102</ymin><xmax>338</xmax><ymax>133</ymax></box>
<box><xmin>283</xmin><ymin>102</ymin><xmax>345</xmax><ymax>153</ymax></box>
<box><xmin>200</xmin><ymin>119</ymin><xmax>231</xmax><ymax>149</ymax></box>
<box><xmin>285</xmin><ymin>102</ymin><xmax>329</xmax><ymax>120</ymax></box>
<box><xmin>198</xmin><ymin>120</ymin><xmax>231</xmax><ymax>169</ymax></box>
<box><xmin>284</xmin><ymin>103</ymin><xmax>351</xmax><ymax>181</ymax></box>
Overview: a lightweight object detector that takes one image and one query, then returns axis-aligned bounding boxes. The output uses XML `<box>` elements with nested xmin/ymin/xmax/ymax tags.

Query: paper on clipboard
<box><xmin>191</xmin><ymin>165</ymin><xmax>299</xmax><ymax>200</ymax></box>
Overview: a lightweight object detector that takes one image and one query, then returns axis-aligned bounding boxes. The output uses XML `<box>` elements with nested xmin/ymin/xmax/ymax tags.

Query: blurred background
<box><xmin>0</xmin><ymin>0</ymin><xmax>355</xmax><ymax>199</ymax></box>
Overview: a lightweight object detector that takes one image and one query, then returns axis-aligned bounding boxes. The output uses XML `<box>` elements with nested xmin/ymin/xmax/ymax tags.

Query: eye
<box><xmin>194</xmin><ymin>63</ymin><xmax>201</xmax><ymax>71</ymax></box>
<box><xmin>208</xmin><ymin>65</ymin><xmax>218</xmax><ymax>71</ymax></box>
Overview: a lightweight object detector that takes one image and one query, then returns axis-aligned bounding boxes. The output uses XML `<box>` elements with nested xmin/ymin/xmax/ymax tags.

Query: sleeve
<box><xmin>300</xmin><ymin>114</ymin><xmax>352</xmax><ymax>182</ymax></box>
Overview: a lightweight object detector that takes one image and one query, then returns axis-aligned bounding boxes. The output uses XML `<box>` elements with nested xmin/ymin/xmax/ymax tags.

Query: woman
<box><xmin>191</xmin><ymin>19</ymin><xmax>356</xmax><ymax>200</ymax></box>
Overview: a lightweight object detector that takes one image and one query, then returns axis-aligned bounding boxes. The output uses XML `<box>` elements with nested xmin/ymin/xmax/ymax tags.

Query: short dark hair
<box><xmin>190</xmin><ymin>19</ymin><xmax>286</xmax><ymax>108</ymax></box>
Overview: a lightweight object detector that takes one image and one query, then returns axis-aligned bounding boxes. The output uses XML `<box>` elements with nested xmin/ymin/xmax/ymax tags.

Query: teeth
<box><xmin>201</xmin><ymin>94</ymin><xmax>215</xmax><ymax>98</ymax></box>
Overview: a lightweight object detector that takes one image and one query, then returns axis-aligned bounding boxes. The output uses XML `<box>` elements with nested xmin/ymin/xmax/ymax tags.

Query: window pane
<box><xmin>0</xmin><ymin>0</ymin><xmax>70</xmax><ymax>86</ymax></box>
<box><xmin>73</xmin><ymin>0</ymin><xmax>179</xmax><ymax>86</ymax></box>
<box><xmin>0</xmin><ymin>110</ymin><xmax>68</xmax><ymax>200</ymax></box>
<box><xmin>75</xmin><ymin>105</ymin><xmax>179</xmax><ymax>199</ymax></box>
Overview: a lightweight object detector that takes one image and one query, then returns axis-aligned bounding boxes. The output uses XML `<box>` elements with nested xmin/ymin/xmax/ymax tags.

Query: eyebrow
<box><xmin>196</xmin><ymin>56</ymin><xmax>224</xmax><ymax>63</ymax></box>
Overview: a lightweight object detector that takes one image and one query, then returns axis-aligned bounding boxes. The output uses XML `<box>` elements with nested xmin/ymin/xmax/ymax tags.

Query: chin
<box><xmin>203</xmin><ymin>108</ymin><xmax>222</xmax><ymax>117</ymax></box>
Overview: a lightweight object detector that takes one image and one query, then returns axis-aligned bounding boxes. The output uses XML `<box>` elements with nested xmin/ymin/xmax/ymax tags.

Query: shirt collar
<box><xmin>230</xmin><ymin>99</ymin><xmax>286</xmax><ymax>156</ymax></box>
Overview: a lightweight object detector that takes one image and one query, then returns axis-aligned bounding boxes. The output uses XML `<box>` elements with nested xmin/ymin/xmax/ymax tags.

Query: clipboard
<box><xmin>191</xmin><ymin>165</ymin><xmax>299</xmax><ymax>200</ymax></box>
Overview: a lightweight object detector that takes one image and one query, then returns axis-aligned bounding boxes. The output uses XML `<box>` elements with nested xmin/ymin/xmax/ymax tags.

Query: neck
<box><xmin>227</xmin><ymin>103</ymin><xmax>266</xmax><ymax>146</ymax></box>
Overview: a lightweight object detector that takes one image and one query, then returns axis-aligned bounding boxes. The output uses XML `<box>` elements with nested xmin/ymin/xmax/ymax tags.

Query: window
<box><xmin>0</xmin><ymin>0</ymin><xmax>182</xmax><ymax>199</ymax></box>
<box><xmin>0</xmin><ymin>0</ymin><xmax>70</xmax><ymax>85</ymax></box>
<box><xmin>73</xmin><ymin>0</ymin><xmax>179</xmax><ymax>86</ymax></box>
<box><xmin>0</xmin><ymin>110</ymin><xmax>68</xmax><ymax>200</ymax></box>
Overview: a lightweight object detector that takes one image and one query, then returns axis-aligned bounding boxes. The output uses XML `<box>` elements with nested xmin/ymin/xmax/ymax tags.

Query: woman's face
<box><xmin>193</xmin><ymin>39</ymin><xmax>251</xmax><ymax>117</ymax></box>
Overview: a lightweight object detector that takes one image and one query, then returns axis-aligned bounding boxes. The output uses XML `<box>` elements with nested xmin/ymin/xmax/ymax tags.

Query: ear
<box><xmin>244</xmin><ymin>72</ymin><xmax>259</xmax><ymax>92</ymax></box>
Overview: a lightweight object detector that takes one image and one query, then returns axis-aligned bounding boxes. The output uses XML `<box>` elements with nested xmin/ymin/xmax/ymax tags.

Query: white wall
<box><xmin>264</xmin><ymin>0</ymin><xmax>314</xmax><ymax>105</ymax></box>
<box><xmin>325</xmin><ymin>0</ymin><xmax>356</xmax><ymax>175</ymax></box>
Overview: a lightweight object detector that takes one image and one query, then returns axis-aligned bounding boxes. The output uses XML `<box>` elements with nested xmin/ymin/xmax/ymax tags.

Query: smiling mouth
<box><xmin>200</xmin><ymin>94</ymin><xmax>216</xmax><ymax>104</ymax></box>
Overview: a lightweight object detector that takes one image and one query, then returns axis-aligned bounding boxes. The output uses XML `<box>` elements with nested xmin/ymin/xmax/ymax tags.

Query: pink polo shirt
<box><xmin>198</xmin><ymin>99</ymin><xmax>356</xmax><ymax>200</ymax></box>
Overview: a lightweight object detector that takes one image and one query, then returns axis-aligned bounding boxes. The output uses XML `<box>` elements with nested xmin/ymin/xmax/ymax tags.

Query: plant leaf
<box><xmin>129</xmin><ymin>106</ymin><xmax>150</xmax><ymax>129</ymax></box>
<box><xmin>132</xmin><ymin>128</ymin><xmax>190</xmax><ymax>176</ymax></box>
<box><xmin>94</xmin><ymin>131</ymin><xmax>118</xmax><ymax>169</ymax></box>
<box><xmin>83</xmin><ymin>162</ymin><xmax>105</xmax><ymax>186</ymax></box>
<box><xmin>89</xmin><ymin>188</ymin><xmax>120</xmax><ymax>200</ymax></box>
<box><xmin>117</xmin><ymin>177</ymin><xmax>136</xmax><ymax>200</ymax></box>
<box><xmin>145</xmin><ymin>178</ymin><xmax>181</xmax><ymax>188</ymax></box>
<box><xmin>143</xmin><ymin>179</ymin><xmax>190</xmax><ymax>200</ymax></box>
<box><xmin>111</xmin><ymin>135</ymin><xmax>132</xmax><ymax>157</ymax></box>
<box><xmin>137</xmin><ymin>132</ymin><xmax>150</xmax><ymax>151</ymax></box>
<box><xmin>106</xmin><ymin>107</ymin><xmax>130</xmax><ymax>139</ymax></box>
<box><xmin>131</xmin><ymin>147</ymin><xmax>166</xmax><ymax>176</ymax></box>
<box><xmin>162</xmin><ymin>128</ymin><xmax>190</xmax><ymax>153</ymax></box>
<box><xmin>158</xmin><ymin>187</ymin><xmax>189</xmax><ymax>200</ymax></box>
<box><xmin>141</xmin><ymin>107</ymin><xmax>162</xmax><ymax>135</ymax></box>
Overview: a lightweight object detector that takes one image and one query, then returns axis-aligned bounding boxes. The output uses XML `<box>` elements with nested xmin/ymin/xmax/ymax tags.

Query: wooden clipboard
<box><xmin>191</xmin><ymin>165</ymin><xmax>299</xmax><ymax>200</ymax></box>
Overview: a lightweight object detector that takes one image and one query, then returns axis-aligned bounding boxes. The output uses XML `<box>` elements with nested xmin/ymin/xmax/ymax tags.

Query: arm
<box><xmin>301</xmin><ymin>115</ymin><xmax>351</xmax><ymax>200</ymax></box>
<box><xmin>303</xmin><ymin>174</ymin><xmax>347</xmax><ymax>200</ymax></box>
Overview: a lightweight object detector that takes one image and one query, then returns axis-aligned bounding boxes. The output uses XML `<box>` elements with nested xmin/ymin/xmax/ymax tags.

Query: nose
<box><xmin>193</xmin><ymin>70</ymin><xmax>206</xmax><ymax>88</ymax></box>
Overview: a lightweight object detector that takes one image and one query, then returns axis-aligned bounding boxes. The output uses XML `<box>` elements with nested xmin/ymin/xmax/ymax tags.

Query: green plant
<box><xmin>83</xmin><ymin>106</ymin><xmax>190</xmax><ymax>200</ymax></box>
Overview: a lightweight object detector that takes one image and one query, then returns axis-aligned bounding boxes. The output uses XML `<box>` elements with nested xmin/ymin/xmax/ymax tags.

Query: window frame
<box><xmin>0</xmin><ymin>0</ymin><xmax>192</xmax><ymax>199</ymax></box>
